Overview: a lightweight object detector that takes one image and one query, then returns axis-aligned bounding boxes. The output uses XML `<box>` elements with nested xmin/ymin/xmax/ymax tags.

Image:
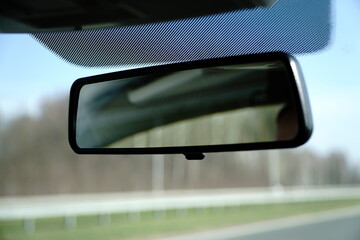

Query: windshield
<box><xmin>1</xmin><ymin>0</ymin><xmax>360</xmax><ymax>240</ymax></box>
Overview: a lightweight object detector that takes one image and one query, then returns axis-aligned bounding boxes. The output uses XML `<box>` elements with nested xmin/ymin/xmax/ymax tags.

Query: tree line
<box><xmin>0</xmin><ymin>97</ymin><xmax>359</xmax><ymax>196</ymax></box>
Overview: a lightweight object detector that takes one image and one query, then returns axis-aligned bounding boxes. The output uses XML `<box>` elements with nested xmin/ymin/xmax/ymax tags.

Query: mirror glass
<box><xmin>75</xmin><ymin>60</ymin><xmax>299</xmax><ymax>149</ymax></box>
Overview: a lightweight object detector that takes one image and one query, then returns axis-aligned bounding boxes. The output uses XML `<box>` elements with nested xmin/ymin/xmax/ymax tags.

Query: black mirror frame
<box><xmin>68</xmin><ymin>52</ymin><xmax>313</xmax><ymax>157</ymax></box>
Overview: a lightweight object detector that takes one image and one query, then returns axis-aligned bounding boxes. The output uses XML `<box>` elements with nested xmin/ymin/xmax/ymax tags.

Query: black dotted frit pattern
<box><xmin>32</xmin><ymin>0</ymin><xmax>331</xmax><ymax>68</ymax></box>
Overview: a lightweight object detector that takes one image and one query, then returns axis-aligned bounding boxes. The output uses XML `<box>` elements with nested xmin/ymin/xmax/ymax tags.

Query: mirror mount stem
<box><xmin>184</xmin><ymin>153</ymin><xmax>206</xmax><ymax>160</ymax></box>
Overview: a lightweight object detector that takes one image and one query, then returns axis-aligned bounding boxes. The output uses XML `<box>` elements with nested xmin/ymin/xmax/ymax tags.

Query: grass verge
<box><xmin>1</xmin><ymin>198</ymin><xmax>360</xmax><ymax>240</ymax></box>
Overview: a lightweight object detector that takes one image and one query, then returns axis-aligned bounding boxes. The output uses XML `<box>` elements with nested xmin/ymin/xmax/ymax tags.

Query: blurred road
<box><xmin>159</xmin><ymin>206</ymin><xmax>360</xmax><ymax>240</ymax></box>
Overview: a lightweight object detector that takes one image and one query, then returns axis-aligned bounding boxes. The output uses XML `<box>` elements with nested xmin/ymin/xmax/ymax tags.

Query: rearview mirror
<box><xmin>69</xmin><ymin>52</ymin><xmax>312</xmax><ymax>159</ymax></box>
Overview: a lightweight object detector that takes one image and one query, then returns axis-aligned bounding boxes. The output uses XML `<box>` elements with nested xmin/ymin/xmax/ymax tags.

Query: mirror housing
<box><xmin>69</xmin><ymin>52</ymin><xmax>312</xmax><ymax>159</ymax></box>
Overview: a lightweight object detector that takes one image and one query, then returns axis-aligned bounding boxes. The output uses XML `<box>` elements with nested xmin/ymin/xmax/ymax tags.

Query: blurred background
<box><xmin>1</xmin><ymin>0</ymin><xmax>360</xmax><ymax>239</ymax></box>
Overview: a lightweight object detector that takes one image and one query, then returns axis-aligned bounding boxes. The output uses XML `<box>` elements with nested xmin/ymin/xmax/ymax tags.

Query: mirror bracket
<box><xmin>184</xmin><ymin>153</ymin><xmax>206</xmax><ymax>160</ymax></box>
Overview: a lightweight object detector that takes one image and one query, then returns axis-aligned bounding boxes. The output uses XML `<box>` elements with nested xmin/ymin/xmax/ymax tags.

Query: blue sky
<box><xmin>0</xmin><ymin>35</ymin><xmax>119</xmax><ymax>118</ymax></box>
<box><xmin>0</xmin><ymin>0</ymin><xmax>359</xmax><ymax>163</ymax></box>
<box><xmin>296</xmin><ymin>0</ymin><xmax>360</xmax><ymax>162</ymax></box>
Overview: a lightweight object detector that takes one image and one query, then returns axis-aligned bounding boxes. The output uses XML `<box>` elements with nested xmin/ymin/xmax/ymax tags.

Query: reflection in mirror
<box><xmin>76</xmin><ymin>60</ymin><xmax>298</xmax><ymax>149</ymax></box>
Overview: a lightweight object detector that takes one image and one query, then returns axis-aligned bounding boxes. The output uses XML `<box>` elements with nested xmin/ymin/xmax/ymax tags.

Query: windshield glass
<box><xmin>1</xmin><ymin>0</ymin><xmax>360</xmax><ymax>239</ymax></box>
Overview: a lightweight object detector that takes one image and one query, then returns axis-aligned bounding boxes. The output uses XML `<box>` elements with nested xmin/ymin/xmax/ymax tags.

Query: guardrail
<box><xmin>1</xmin><ymin>186</ymin><xmax>360</xmax><ymax>233</ymax></box>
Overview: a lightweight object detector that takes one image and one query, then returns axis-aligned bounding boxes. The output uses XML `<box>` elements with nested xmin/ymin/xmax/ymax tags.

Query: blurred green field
<box><xmin>1</xmin><ymin>198</ymin><xmax>360</xmax><ymax>240</ymax></box>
